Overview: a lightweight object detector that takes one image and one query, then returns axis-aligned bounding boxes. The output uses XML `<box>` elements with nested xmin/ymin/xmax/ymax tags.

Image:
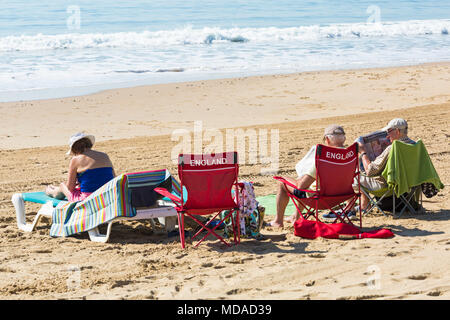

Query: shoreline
<box><xmin>1</xmin><ymin>61</ymin><xmax>449</xmax><ymax>104</ymax></box>
<box><xmin>1</xmin><ymin>61</ymin><xmax>449</xmax><ymax>150</ymax></box>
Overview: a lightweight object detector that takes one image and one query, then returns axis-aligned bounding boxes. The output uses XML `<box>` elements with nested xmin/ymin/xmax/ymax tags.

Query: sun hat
<box><xmin>66</xmin><ymin>132</ymin><xmax>95</xmax><ymax>155</ymax></box>
<box><xmin>382</xmin><ymin>118</ymin><xmax>408</xmax><ymax>132</ymax></box>
<box><xmin>324</xmin><ymin>124</ymin><xmax>345</xmax><ymax>137</ymax></box>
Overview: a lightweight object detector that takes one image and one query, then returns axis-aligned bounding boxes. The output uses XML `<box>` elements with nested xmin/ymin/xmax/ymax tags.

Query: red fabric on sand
<box><xmin>294</xmin><ymin>218</ymin><xmax>394</xmax><ymax>239</ymax></box>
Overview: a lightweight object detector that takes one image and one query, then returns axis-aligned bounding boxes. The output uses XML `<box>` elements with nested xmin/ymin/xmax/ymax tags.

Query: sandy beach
<box><xmin>0</xmin><ymin>63</ymin><xmax>449</xmax><ymax>300</ymax></box>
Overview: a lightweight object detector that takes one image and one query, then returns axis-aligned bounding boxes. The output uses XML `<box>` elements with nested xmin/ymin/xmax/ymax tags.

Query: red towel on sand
<box><xmin>294</xmin><ymin>219</ymin><xmax>394</xmax><ymax>240</ymax></box>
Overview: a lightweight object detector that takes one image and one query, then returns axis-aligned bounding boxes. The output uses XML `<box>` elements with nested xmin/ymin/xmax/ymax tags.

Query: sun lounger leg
<box><xmin>88</xmin><ymin>222</ymin><xmax>114</xmax><ymax>243</ymax></box>
<box><xmin>12</xmin><ymin>193</ymin><xmax>53</xmax><ymax>232</ymax></box>
<box><xmin>12</xmin><ymin>193</ymin><xmax>28</xmax><ymax>231</ymax></box>
<box><xmin>158</xmin><ymin>216</ymin><xmax>177</xmax><ymax>232</ymax></box>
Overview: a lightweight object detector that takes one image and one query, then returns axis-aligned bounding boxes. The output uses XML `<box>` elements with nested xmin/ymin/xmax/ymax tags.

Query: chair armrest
<box><xmin>273</xmin><ymin>176</ymin><xmax>318</xmax><ymax>194</ymax></box>
<box><xmin>154</xmin><ymin>187</ymin><xmax>182</xmax><ymax>207</ymax></box>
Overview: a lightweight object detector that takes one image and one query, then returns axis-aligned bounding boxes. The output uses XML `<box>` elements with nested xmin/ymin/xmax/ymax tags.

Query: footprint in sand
<box><xmin>33</xmin><ymin>249</ymin><xmax>52</xmax><ymax>254</ymax></box>
<box><xmin>338</xmin><ymin>294</ymin><xmax>385</xmax><ymax>300</ymax></box>
<box><xmin>408</xmin><ymin>274</ymin><xmax>429</xmax><ymax>280</ymax></box>
<box><xmin>228</xmin><ymin>288</ymin><xmax>252</xmax><ymax>296</ymax></box>
<box><xmin>308</xmin><ymin>253</ymin><xmax>326</xmax><ymax>258</ymax></box>
<box><xmin>305</xmin><ymin>280</ymin><xmax>315</xmax><ymax>287</ymax></box>
<box><xmin>110</xmin><ymin>280</ymin><xmax>133</xmax><ymax>289</ymax></box>
<box><xmin>201</xmin><ymin>262</ymin><xmax>214</xmax><ymax>268</ymax></box>
<box><xmin>228</xmin><ymin>257</ymin><xmax>255</xmax><ymax>264</ymax></box>
<box><xmin>427</xmin><ymin>290</ymin><xmax>442</xmax><ymax>297</ymax></box>
<box><xmin>386</xmin><ymin>252</ymin><xmax>397</xmax><ymax>257</ymax></box>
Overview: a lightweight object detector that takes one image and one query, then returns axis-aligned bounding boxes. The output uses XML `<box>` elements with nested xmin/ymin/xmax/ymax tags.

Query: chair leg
<box><xmin>358</xmin><ymin>193</ymin><xmax>362</xmax><ymax>228</ymax></box>
<box><xmin>231</xmin><ymin>210</ymin><xmax>241</xmax><ymax>244</ymax></box>
<box><xmin>395</xmin><ymin>190</ymin><xmax>419</xmax><ymax>218</ymax></box>
<box><xmin>392</xmin><ymin>187</ymin><xmax>421</xmax><ymax>218</ymax></box>
<box><xmin>178</xmin><ymin>213</ymin><xmax>186</xmax><ymax>249</ymax></box>
<box><xmin>234</xmin><ymin>209</ymin><xmax>240</xmax><ymax>245</ymax></box>
<box><xmin>361</xmin><ymin>189</ymin><xmax>388</xmax><ymax>216</ymax></box>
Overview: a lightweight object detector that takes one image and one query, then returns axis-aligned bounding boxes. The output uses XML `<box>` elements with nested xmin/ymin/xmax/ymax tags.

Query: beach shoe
<box><xmin>323</xmin><ymin>210</ymin><xmax>358</xmax><ymax>221</ymax></box>
<box><xmin>322</xmin><ymin>209</ymin><xmax>342</xmax><ymax>220</ymax></box>
<box><xmin>346</xmin><ymin>210</ymin><xmax>358</xmax><ymax>220</ymax></box>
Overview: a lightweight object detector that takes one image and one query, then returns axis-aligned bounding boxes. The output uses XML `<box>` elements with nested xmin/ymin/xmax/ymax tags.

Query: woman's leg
<box><xmin>58</xmin><ymin>182</ymin><xmax>72</xmax><ymax>199</ymax></box>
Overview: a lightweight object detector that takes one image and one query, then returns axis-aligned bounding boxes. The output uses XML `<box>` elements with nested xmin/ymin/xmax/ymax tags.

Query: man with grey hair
<box><xmin>269</xmin><ymin>124</ymin><xmax>347</xmax><ymax>228</ymax></box>
<box><xmin>357</xmin><ymin>118</ymin><xmax>415</xmax><ymax>211</ymax></box>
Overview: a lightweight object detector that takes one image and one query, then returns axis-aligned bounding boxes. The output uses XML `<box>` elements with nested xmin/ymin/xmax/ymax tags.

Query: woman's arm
<box><xmin>65</xmin><ymin>157</ymin><xmax>79</xmax><ymax>192</ymax></box>
<box><xmin>106</xmin><ymin>154</ymin><xmax>116</xmax><ymax>177</ymax></box>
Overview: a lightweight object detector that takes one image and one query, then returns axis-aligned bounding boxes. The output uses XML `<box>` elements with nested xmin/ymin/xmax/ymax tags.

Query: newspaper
<box><xmin>355</xmin><ymin>130</ymin><xmax>391</xmax><ymax>161</ymax></box>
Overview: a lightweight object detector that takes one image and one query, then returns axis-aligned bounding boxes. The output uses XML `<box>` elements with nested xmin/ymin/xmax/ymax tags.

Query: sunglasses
<box><xmin>386</xmin><ymin>128</ymin><xmax>397</xmax><ymax>134</ymax></box>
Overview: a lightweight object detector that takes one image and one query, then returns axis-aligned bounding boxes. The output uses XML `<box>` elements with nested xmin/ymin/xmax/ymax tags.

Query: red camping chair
<box><xmin>274</xmin><ymin>143</ymin><xmax>362</xmax><ymax>227</ymax></box>
<box><xmin>155</xmin><ymin>152</ymin><xmax>240</xmax><ymax>248</ymax></box>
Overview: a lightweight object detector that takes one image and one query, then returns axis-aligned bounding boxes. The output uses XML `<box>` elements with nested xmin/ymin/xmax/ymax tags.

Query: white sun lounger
<box><xmin>12</xmin><ymin>192</ymin><xmax>177</xmax><ymax>243</ymax></box>
<box><xmin>11</xmin><ymin>169</ymin><xmax>181</xmax><ymax>243</ymax></box>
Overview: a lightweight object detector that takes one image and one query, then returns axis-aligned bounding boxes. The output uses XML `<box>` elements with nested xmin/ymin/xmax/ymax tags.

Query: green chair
<box><xmin>361</xmin><ymin>140</ymin><xmax>444</xmax><ymax>218</ymax></box>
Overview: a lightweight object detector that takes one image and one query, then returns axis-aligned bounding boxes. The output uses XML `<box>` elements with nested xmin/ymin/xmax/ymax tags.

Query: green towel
<box><xmin>256</xmin><ymin>194</ymin><xmax>305</xmax><ymax>216</ymax></box>
<box><xmin>381</xmin><ymin>139</ymin><xmax>444</xmax><ymax>197</ymax></box>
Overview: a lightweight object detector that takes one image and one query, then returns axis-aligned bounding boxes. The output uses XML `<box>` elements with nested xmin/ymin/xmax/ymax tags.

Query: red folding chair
<box><xmin>274</xmin><ymin>142</ymin><xmax>362</xmax><ymax>227</ymax></box>
<box><xmin>155</xmin><ymin>152</ymin><xmax>241</xmax><ymax>248</ymax></box>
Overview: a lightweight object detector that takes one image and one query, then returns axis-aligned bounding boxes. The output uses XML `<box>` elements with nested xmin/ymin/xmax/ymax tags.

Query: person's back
<box><xmin>75</xmin><ymin>150</ymin><xmax>114</xmax><ymax>193</ymax></box>
<box><xmin>46</xmin><ymin>133</ymin><xmax>115</xmax><ymax>202</ymax></box>
<box><xmin>74</xmin><ymin>149</ymin><xmax>113</xmax><ymax>173</ymax></box>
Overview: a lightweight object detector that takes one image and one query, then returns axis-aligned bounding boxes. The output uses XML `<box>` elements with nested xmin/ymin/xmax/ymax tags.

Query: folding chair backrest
<box><xmin>316</xmin><ymin>143</ymin><xmax>358</xmax><ymax>196</ymax></box>
<box><xmin>125</xmin><ymin>169</ymin><xmax>178</xmax><ymax>210</ymax></box>
<box><xmin>381</xmin><ymin>139</ymin><xmax>444</xmax><ymax>196</ymax></box>
<box><xmin>178</xmin><ymin>152</ymin><xmax>239</xmax><ymax>210</ymax></box>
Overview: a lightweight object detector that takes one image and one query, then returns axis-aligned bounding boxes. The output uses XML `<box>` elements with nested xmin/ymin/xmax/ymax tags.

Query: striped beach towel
<box><xmin>50</xmin><ymin>169</ymin><xmax>180</xmax><ymax>237</ymax></box>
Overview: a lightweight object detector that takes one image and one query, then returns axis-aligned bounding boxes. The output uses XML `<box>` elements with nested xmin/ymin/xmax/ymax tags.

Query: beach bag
<box><xmin>220</xmin><ymin>207</ymin><xmax>265</xmax><ymax>240</ymax></box>
<box><xmin>220</xmin><ymin>181</ymin><xmax>265</xmax><ymax>240</ymax></box>
<box><xmin>129</xmin><ymin>176</ymin><xmax>172</xmax><ymax>208</ymax></box>
<box><xmin>421</xmin><ymin>182</ymin><xmax>439</xmax><ymax>198</ymax></box>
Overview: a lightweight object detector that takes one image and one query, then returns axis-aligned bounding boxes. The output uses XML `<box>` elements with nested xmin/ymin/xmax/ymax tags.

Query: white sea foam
<box><xmin>1</xmin><ymin>18</ymin><xmax>449</xmax><ymax>102</ymax></box>
<box><xmin>1</xmin><ymin>19</ymin><xmax>449</xmax><ymax>52</ymax></box>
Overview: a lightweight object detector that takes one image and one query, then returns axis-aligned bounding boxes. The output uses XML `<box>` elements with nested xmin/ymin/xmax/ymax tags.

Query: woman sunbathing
<box><xmin>45</xmin><ymin>132</ymin><xmax>115</xmax><ymax>202</ymax></box>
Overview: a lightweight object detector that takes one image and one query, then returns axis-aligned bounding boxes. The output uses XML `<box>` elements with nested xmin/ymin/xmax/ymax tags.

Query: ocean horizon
<box><xmin>1</xmin><ymin>0</ymin><xmax>449</xmax><ymax>102</ymax></box>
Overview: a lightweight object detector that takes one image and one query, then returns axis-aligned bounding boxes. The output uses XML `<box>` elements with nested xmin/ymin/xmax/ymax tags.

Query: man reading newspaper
<box><xmin>355</xmin><ymin>118</ymin><xmax>416</xmax><ymax>212</ymax></box>
<box><xmin>355</xmin><ymin>130</ymin><xmax>391</xmax><ymax>162</ymax></box>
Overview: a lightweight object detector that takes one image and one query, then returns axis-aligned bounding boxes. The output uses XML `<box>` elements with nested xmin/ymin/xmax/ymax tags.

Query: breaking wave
<box><xmin>1</xmin><ymin>19</ymin><xmax>449</xmax><ymax>52</ymax></box>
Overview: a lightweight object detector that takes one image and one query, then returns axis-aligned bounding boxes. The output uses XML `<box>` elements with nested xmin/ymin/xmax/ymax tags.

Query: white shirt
<box><xmin>295</xmin><ymin>145</ymin><xmax>317</xmax><ymax>179</ymax></box>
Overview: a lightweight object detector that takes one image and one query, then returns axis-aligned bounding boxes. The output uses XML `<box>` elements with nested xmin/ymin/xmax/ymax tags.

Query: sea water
<box><xmin>0</xmin><ymin>0</ymin><xmax>449</xmax><ymax>101</ymax></box>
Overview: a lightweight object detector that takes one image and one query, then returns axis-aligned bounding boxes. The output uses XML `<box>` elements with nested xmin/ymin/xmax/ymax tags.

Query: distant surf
<box><xmin>1</xmin><ymin>20</ymin><xmax>449</xmax><ymax>52</ymax></box>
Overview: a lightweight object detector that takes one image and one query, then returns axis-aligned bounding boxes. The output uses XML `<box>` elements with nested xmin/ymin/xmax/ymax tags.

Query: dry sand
<box><xmin>0</xmin><ymin>63</ymin><xmax>449</xmax><ymax>300</ymax></box>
